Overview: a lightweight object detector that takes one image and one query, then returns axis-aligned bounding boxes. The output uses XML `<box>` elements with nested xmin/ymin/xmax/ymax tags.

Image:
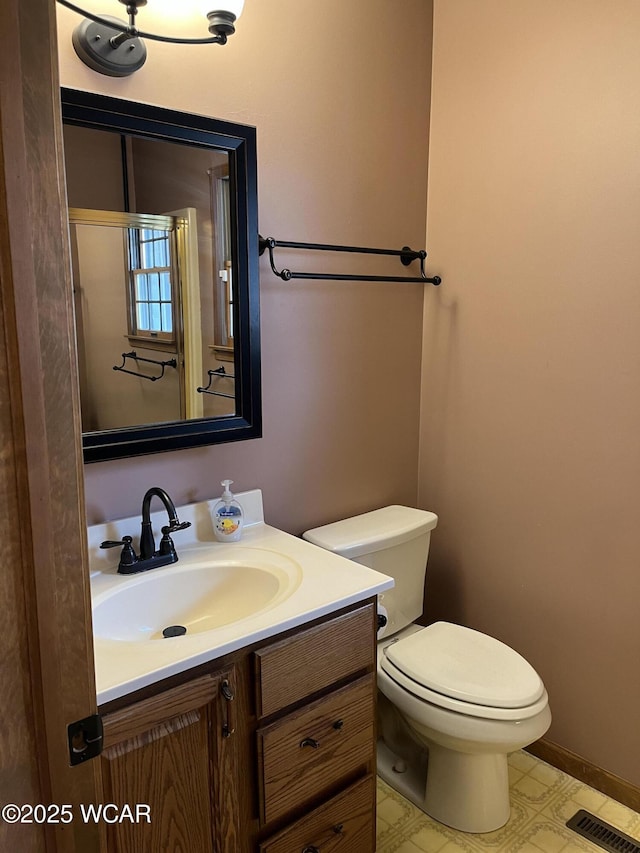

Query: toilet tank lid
<box><xmin>302</xmin><ymin>505</ymin><xmax>438</xmax><ymax>559</ymax></box>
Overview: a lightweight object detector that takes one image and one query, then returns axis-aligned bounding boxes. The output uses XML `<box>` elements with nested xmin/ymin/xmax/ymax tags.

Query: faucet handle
<box><xmin>100</xmin><ymin>535</ymin><xmax>134</xmax><ymax>548</ymax></box>
<box><xmin>100</xmin><ymin>536</ymin><xmax>138</xmax><ymax>569</ymax></box>
<box><xmin>158</xmin><ymin>522</ymin><xmax>190</xmax><ymax>559</ymax></box>
<box><xmin>163</xmin><ymin>520</ymin><xmax>191</xmax><ymax>534</ymax></box>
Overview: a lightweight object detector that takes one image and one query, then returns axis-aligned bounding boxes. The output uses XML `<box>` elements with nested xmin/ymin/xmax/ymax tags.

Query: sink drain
<box><xmin>162</xmin><ymin>625</ymin><xmax>187</xmax><ymax>638</ymax></box>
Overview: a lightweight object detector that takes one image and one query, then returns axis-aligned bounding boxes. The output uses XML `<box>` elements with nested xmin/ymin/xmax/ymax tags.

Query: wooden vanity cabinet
<box><xmin>96</xmin><ymin>599</ymin><xmax>377</xmax><ymax>853</ymax></box>
<box><xmin>98</xmin><ymin>665</ymin><xmax>240</xmax><ymax>853</ymax></box>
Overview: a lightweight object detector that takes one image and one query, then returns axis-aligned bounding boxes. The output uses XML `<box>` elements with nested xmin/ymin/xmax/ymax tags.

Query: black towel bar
<box><xmin>197</xmin><ymin>366</ymin><xmax>235</xmax><ymax>399</ymax></box>
<box><xmin>113</xmin><ymin>351</ymin><xmax>177</xmax><ymax>382</ymax></box>
<box><xmin>258</xmin><ymin>235</ymin><xmax>441</xmax><ymax>285</ymax></box>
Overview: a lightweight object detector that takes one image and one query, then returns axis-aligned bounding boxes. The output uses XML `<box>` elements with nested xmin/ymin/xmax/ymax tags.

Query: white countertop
<box><xmin>89</xmin><ymin>490</ymin><xmax>393</xmax><ymax>705</ymax></box>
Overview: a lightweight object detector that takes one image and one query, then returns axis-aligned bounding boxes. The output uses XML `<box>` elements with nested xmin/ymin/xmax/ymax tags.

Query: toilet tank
<box><xmin>303</xmin><ymin>506</ymin><xmax>438</xmax><ymax>638</ymax></box>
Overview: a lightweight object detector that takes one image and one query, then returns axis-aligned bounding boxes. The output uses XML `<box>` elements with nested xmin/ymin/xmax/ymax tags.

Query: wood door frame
<box><xmin>0</xmin><ymin>0</ymin><xmax>102</xmax><ymax>851</ymax></box>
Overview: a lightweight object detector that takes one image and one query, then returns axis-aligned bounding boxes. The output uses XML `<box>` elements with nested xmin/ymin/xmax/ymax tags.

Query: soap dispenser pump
<box><xmin>212</xmin><ymin>480</ymin><xmax>244</xmax><ymax>542</ymax></box>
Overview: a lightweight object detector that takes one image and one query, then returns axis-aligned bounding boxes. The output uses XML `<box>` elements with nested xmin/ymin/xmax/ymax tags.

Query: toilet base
<box><xmin>424</xmin><ymin>742</ymin><xmax>510</xmax><ymax>833</ymax></box>
<box><xmin>377</xmin><ymin>739</ymin><xmax>511</xmax><ymax>834</ymax></box>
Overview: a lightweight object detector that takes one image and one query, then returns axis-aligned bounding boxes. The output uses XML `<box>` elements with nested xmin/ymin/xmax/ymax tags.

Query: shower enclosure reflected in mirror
<box><xmin>61</xmin><ymin>88</ymin><xmax>261</xmax><ymax>462</ymax></box>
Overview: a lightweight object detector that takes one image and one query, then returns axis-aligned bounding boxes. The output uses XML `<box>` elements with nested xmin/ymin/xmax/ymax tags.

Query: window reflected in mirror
<box><xmin>128</xmin><ymin>227</ymin><xmax>175</xmax><ymax>342</ymax></box>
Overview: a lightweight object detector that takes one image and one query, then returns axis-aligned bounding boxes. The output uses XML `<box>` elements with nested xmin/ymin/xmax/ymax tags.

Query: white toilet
<box><xmin>303</xmin><ymin>505</ymin><xmax>551</xmax><ymax>834</ymax></box>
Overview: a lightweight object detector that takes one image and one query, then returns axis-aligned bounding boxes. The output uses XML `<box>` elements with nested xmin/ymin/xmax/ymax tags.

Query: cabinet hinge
<box><xmin>68</xmin><ymin>713</ymin><xmax>104</xmax><ymax>766</ymax></box>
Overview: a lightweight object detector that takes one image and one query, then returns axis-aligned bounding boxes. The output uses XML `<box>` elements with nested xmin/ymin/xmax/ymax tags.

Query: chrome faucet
<box><xmin>100</xmin><ymin>486</ymin><xmax>191</xmax><ymax>574</ymax></box>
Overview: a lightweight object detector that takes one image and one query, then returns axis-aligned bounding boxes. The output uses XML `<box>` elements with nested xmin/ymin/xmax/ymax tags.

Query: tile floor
<box><xmin>376</xmin><ymin>750</ymin><xmax>640</xmax><ymax>852</ymax></box>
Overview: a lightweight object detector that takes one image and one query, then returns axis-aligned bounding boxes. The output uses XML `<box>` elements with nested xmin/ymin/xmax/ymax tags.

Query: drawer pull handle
<box><xmin>332</xmin><ymin>719</ymin><xmax>344</xmax><ymax>730</ymax></box>
<box><xmin>300</xmin><ymin>736</ymin><xmax>320</xmax><ymax>749</ymax></box>
<box><xmin>300</xmin><ymin>824</ymin><xmax>345</xmax><ymax>852</ymax></box>
<box><xmin>221</xmin><ymin>678</ymin><xmax>235</xmax><ymax>738</ymax></box>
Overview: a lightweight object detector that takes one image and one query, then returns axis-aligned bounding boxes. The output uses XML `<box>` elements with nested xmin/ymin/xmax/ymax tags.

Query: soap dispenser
<box><xmin>212</xmin><ymin>480</ymin><xmax>244</xmax><ymax>542</ymax></box>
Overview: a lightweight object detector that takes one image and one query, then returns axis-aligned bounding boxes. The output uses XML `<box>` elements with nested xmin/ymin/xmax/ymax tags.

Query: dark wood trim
<box><xmin>0</xmin><ymin>1</ymin><xmax>103</xmax><ymax>851</ymax></box>
<box><xmin>0</xmin><ymin>22</ymin><xmax>49</xmax><ymax>849</ymax></box>
<box><xmin>527</xmin><ymin>738</ymin><xmax>640</xmax><ymax>812</ymax></box>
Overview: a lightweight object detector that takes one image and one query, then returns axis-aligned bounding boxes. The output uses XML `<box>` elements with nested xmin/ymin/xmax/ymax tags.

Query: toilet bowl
<box><xmin>303</xmin><ymin>506</ymin><xmax>551</xmax><ymax>834</ymax></box>
<box><xmin>377</xmin><ymin>623</ymin><xmax>551</xmax><ymax>832</ymax></box>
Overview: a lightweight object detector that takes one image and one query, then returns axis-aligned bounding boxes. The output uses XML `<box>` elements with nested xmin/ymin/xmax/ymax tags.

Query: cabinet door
<box><xmin>99</xmin><ymin>668</ymin><xmax>239</xmax><ymax>853</ymax></box>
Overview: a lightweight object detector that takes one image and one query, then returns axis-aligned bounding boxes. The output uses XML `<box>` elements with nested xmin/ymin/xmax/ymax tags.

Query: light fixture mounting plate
<box><xmin>72</xmin><ymin>16</ymin><xmax>147</xmax><ymax>77</ymax></box>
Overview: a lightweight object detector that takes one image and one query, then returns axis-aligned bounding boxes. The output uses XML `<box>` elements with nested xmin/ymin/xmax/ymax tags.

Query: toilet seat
<box><xmin>380</xmin><ymin>622</ymin><xmax>547</xmax><ymax>722</ymax></box>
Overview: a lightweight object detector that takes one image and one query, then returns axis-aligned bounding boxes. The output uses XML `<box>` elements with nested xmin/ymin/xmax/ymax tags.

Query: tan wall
<box><xmin>56</xmin><ymin>0</ymin><xmax>433</xmax><ymax>533</ymax></box>
<box><xmin>421</xmin><ymin>0</ymin><xmax>640</xmax><ymax>786</ymax></box>
<box><xmin>63</xmin><ymin>124</ymin><xmax>125</xmax><ymax>210</ymax></box>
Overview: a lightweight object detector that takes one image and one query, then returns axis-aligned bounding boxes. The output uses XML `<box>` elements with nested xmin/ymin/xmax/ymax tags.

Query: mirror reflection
<box><xmin>64</xmin><ymin>125</ymin><xmax>236</xmax><ymax>432</ymax></box>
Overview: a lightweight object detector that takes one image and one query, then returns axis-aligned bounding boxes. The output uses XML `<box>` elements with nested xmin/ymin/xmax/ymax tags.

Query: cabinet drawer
<box><xmin>259</xmin><ymin>775</ymin><xmax>376</xmax><ymax>853</ymax></box>
<box><xmin>254</xmin><ymin>602</ymin><xmax>375</xmax><ymax>718</ymax></box>
<box><xmin>257</xmin><ymin>674</ymin><xmax>375</xmax><ymax>825</ymax></box>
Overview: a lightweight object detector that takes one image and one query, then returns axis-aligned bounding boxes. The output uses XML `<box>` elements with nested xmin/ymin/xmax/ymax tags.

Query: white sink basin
<box><xmin>92</xmin><ymin>554</ymin><xmax>302</xmax><ymax>642</ymax></box>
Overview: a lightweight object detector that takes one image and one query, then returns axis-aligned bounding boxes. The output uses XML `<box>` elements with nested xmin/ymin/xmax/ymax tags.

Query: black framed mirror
<box><xmin>61</xmin><ymin>88</ymin><xmax>261</xmax><ymax>463</ymax></box>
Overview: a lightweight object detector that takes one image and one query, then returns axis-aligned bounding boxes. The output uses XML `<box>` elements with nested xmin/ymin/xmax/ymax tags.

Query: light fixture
<box><xmin>58</xmin><ymin>0</ymin><xmax>245</xmax><ymax>77</ymax></box>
